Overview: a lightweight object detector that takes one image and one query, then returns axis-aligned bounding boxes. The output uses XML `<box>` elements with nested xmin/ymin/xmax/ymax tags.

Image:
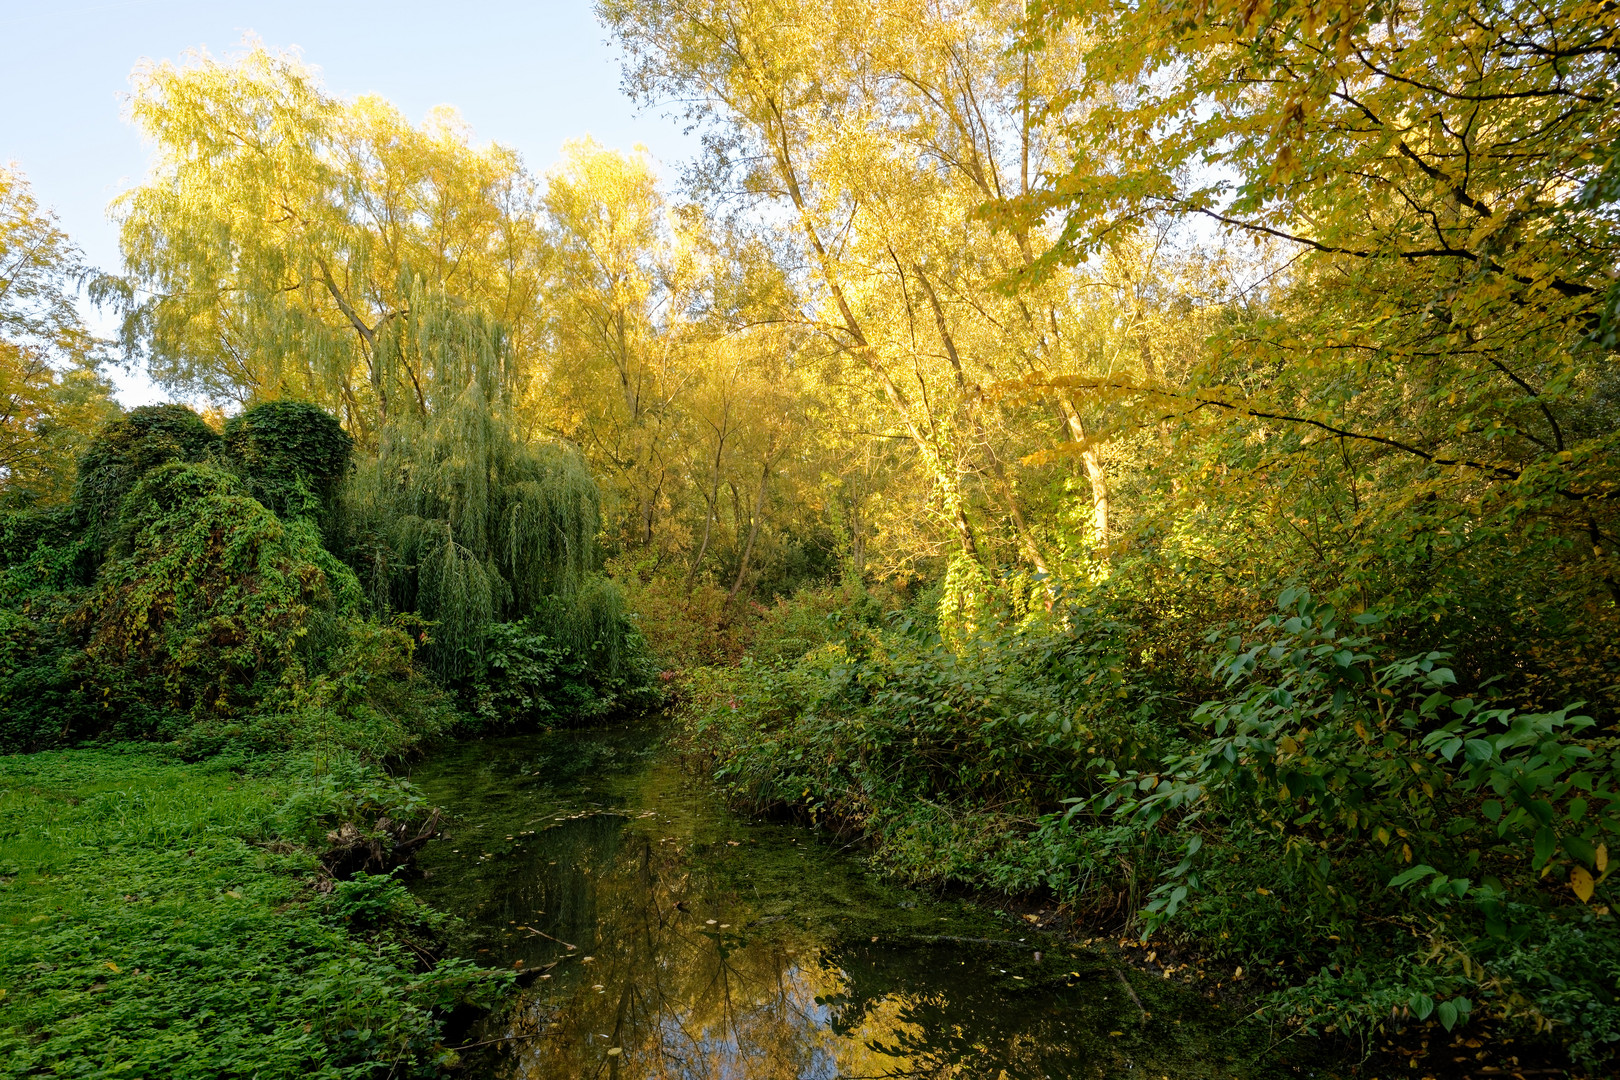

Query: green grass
<box><xmin>0</xmin><ymin>745</ymin><xmax>505</xmax><ymax>1079</ymax></box>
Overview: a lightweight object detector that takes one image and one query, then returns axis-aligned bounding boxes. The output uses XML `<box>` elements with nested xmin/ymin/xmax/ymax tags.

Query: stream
<box><xmin>407</xmin><ymin>725</ymin><xmax>1323</xmax><ymax>1080</ymax></box>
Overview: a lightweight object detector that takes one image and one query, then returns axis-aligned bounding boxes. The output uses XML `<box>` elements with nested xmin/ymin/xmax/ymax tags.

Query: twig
<box><xmin>515</xmin><ymin>926</ymin><xmax>578</xmax><ymax>950</ymax></box>
<box><xmin>444</xmin><ymin>1031</ymin><xmax>554</xmax><ymax>1052</ymax></box>
<box><xmin>1115</xmin><ymin>968</ymin><xmax>1149</xmax><ymax>1025</ymax></box>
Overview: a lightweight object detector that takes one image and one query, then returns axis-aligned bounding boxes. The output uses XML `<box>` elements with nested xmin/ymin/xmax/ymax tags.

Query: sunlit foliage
<box><xmin>0</xmin><ymin>167</ymin><xmax>118</xmax><ymax>503</ymax></box>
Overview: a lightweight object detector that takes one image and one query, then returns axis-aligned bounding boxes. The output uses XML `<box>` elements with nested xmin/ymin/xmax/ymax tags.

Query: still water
<box><xmin>408</xmin><ymin>726</ymin><xmax>1314</xmax><ymax>1080</ymax></box>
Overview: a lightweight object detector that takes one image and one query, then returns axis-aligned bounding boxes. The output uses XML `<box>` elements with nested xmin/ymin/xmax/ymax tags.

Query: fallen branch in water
<box><xmin>445</xmin><ymin>1031</ymin><xmax>555</xmax><ymax>1052</ymax></box>
<box><xmin>515</xmin><ymin>926</ymin><xmax>577</xmax><ymax>950</ymax></box>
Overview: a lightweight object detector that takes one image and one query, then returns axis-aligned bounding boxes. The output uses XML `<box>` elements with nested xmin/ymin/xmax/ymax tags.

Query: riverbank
<box><xmin>0</xmin><ymin>744</ymin><xmax>509</xmax><ymax>1078</ymax></box>
<box><xmin>670</xmin><ymin>602</ymin><xmax>1619</xmax><ymax>1077</ymax></box>
<box><xmin>403</xmin><ymin>723</ymin><xmax>1329</xmax><ymax>1079</ymax></box>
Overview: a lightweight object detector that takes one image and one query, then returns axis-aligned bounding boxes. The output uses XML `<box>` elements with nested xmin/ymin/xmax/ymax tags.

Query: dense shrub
<box><xmin>679</xmin><ymin>581</ymin><xmax>1620</xmax><ymax>1067</ymax></box>
<box><xmin>470</xmin><ymin>595</ymin><xmax>661</xmax><ymax>726</ymax></box>
<box><xmin>72</xmin><ymin>404</ymin><xmax>220</xmax><ymax>551</ymax></box>
<box><xmin>84</xmin><ymin>462</ymin><xmax>363</xmax><ymax>728</ymax></box>
<box><xmin>223</xmin><ymin>399</ymin><xmax>353</xmax><ymax>523</ymax></box>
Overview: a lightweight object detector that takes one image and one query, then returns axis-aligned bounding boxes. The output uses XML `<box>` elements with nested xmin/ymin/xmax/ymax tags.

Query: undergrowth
<box><xmin>677</xmin><ymin>580</ymin><xmax>1620</xmax><ymax>1071</ymax></box>
<box><xmin>0</xmin><ymin>745</ymin><xmax>509</xmax><ymax>1078</ymax></box>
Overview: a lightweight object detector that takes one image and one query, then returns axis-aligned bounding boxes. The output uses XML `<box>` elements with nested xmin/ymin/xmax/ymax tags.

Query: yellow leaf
<box><xmin>1572</xmin><ymin>866</ymin><xmax>1595</xmax><ymax>904</ymax></box>
<box><xmin>105</xmin><ymin>962</ymin><xmax>119</xmax><ymax>973</ymax></box>
<box><xmin>1598</xmin><ymin>844</ymin><xmax>1609</xmax><ymax>874</ymax></box>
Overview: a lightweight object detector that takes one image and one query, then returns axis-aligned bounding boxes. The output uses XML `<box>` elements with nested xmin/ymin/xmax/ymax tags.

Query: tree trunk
<box><xmin>1058</xmin><ymin>395</ymin><xmax>1110</xmax><ymax>551</ymax></box>
<box><xmin>726</xmin><ymin>455</ymin><xmax>774</xmax><ymax>607</ymax></box>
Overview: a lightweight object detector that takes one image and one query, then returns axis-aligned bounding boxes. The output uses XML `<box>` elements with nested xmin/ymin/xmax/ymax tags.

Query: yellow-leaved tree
<box><xmin>0</xmin><ymin>166</ymin><xmax>118</xmax><ymax>503</ymax></box>
<box><xmin>114</xmin><ymin>44</ymin><xmax>544</xmax><ymax>443</ymax></box>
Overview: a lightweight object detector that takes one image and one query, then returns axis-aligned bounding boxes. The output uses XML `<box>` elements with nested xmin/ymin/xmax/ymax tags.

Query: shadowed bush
<box><xmin>73</xmin><ymin>404</ymin><xmax>219</xmax><ymax>553</ymax></box>
<box><xmin>83</xmin><ymin>462</ymin><xmax>362</xmax><ymax>727</ymax></box>
<box><xmin>223</xmin><ymin>399</ymin><xmax>353</xmax><ymax>523</ymax></box>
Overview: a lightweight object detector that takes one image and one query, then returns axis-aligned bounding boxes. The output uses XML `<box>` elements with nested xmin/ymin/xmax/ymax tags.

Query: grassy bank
<box><xmin>0</xmin><ymin>745</ymin><xmax>509</xmax><ymax>1078</ymax></box>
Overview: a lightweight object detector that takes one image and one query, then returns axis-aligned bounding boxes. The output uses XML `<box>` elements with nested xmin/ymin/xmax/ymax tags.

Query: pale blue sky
<box><xmin>0</xmin><ymin>0</ymin><xmax>695</xmax><ymax>402</ymax></box>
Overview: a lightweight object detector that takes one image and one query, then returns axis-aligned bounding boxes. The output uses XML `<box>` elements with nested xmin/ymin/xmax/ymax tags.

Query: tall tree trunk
<box><xmin>726</xmin><ymin>453</ymin><xmax>775</xmax><ymax>607</ymax></box>
<box><xmin>913</xmin><ymin>265</ymin><xmax>1050</xmax><ymax>574</ymax></box>
<box><xmin>686</xmin><ymin>430</ymin><xmax>728</xmax><ymax>588</ymax></box>
<box><xmin>1057</xmin><ymin>396</ymin><xmax>1110</xmax><ymax>551</ymax></box>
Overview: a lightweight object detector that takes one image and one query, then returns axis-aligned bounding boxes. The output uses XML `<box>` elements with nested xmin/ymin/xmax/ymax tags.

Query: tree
<box><xmin>600</xmin><ymin>0</ymin><xmax>1147</xmax><ymax>588</ymax></box>
<box><xmin>114</xmin><ymin>45</ymin><xmax>544</xmax><ymax>442</ymax></box>
<box><xmin>0</xmin><ymin>166</ymin><xmax>118</xmax><ymax>503</ymax></box>
<box><xmin>998</xmin><ymin>0</ymin><xmax>1620</xmax><ymax>705</ymax></box>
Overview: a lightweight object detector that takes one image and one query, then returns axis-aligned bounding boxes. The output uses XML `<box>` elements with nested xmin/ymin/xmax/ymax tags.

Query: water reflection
<box><xmin>485</xmin><ymin>816</ymin><xmax>1122</xmax><ymax>1080</ymax></box>
<box><xmin>409</xmin><ymin>730</ymin><xmax>1301</xmax><ymax>1080</ymax></box>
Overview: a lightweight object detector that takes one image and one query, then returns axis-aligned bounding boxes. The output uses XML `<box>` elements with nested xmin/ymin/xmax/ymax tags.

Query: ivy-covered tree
<box><xmin>73</xmin><ymin>404</ymin><xmax>220</xmax><ymax>554</ymax></box>
<box><xmin>223</xmin><ymin>399</ymin><xmax>353</xmax><ymax>523</ymax></box>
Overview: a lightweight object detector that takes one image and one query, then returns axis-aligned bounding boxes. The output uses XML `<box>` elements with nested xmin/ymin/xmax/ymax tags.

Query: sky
<box><xmin>0</xmin><ymin>0</ymin><xmax>696</xmax><ymax>404</ymax></box>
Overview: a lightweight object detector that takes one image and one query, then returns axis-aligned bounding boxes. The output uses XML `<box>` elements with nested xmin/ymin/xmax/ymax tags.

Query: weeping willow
<box><xmin>340</xmin><ymin>281</ymin><xmax>623</xmax><ymax>680</ymax></box>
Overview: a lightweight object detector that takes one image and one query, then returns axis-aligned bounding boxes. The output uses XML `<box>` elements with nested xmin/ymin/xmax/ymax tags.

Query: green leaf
<box><xmin>1533</xmin><ymin>826</ymin><xmax>1558</xmax><ymax>870</ymax></box>
<box><xmin>1409</xmin><ymin>992</ymin><xmax>1434</xmax><ymax>1020</ymax></box>
<box><xmin>1389</xmin><ymin>864</ymin><xmax>1438</xmax><ymax>888</ymax></box>
<box><xmin>1437</xmin><ymin>1000</ymin><xmax>1458</xmax><ymax>1030</ymax></box>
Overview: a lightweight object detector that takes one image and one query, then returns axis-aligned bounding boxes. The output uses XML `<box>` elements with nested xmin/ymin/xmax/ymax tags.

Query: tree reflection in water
<box><xmin>408</xmin><ymin>731</ymin><xmax>1301</xmax><ymax>1080</ymax></box>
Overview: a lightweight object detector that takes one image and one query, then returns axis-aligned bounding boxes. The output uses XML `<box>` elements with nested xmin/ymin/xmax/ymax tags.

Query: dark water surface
<box><xmin>407</xmin><ymin>726</ymin><xmax>1317</xmax><ymax>1080</ymax></box>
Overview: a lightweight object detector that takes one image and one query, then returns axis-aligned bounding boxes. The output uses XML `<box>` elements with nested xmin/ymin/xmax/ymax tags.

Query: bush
<box><xmin>220</xmin><ymin>618</ymin><xmax>458</xmax><ymax>762</ymax></box>
<box><xmin>83</xmin><ymin>462</ymin><xmax>363</xmax><ymax>727</ymax></box>
<box><xmin>73</xmin><ymin>404</ymin><xmax>220</xmax><ymax>552</ymax></box>
<box><xmin>678</xmin><ymin>582</ymin><xmax>1620</xmax><ymax>1067</ymax></box>
<box><xmin>223</xmin><ymin>400</ymin><xmax>353</xmax><ymax>524</ymax></box>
